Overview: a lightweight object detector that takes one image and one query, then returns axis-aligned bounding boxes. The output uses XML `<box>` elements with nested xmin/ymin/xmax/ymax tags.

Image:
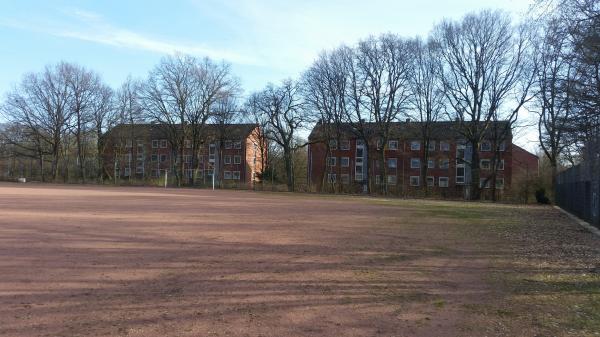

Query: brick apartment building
<box><xmin>102</xmin><ymin>123</ymin><xmax>265</xmax><ymax>187</ymax></box>
<box><xmin>308</xmin><ymin>121</ymin><xmax>538</xmax><ymax>198</ymax></box>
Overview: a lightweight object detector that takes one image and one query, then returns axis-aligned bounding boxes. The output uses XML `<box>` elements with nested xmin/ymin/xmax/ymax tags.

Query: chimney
<box><xmin>405</xmin><ymin>118</ymin><xmax>410</xmax><ymax>123</ymax></box>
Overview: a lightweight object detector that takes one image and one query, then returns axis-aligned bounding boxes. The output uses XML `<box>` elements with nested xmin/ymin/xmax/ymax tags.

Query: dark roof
<box><xmin>106</xmin><ymin>123</ymin><xmax>259</xmax><ymax>139</ymax></box>
<box><xmin>308</xmin><ymin>121</ymin><xmax>512</xmax><ymax>141</ymax></box>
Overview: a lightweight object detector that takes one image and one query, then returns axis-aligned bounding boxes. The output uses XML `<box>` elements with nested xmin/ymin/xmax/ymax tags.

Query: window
<box><xmin>388</xmin><ymin>158</ymin><xmax>397</xmax><ymax>168</ymax></box>
<box><xmin>341</xmin><ymin>174</ymin><xmax>350</xmax><ymax>184</ymax></box>
<box><xmin>209</xmin><ymin>143</ymin><xmax>216</xmax><ymax>162</ymax></box>
<box><xmin>224</xmin><ymin>155</ymin><xmax>232</xmax><ymax>164</ymax></box>
<box><xmin>375</xmin><ymin>175</ymin><xmax>383</xmax><ymax>185</ymax></box>
<box><xmin>233</xmin><ymin>171</ymin><xmax>241</xmax><ymax>180</ymax></box>
<box><xmin>480</xmin><ymin>179</ymin><xmax>491</xmax><ymax>188</ymax></box>
<box><xmin>388</xmin><ymin>140</ymin><xmax>398</xmax><ymax>150</ymax></box>
<box><xmin>498</xmin><ymin>159</ymin><xmax>505</xmax><ymax>170</ymax></box>
<box><xmin>224</xmin><ymin>171</ymin><xmax>232</xmax><ymax>180</ymax></box>
<box><xmin>387</xmin><ymin>175</ymin><xmax>397</xmax><ymax>185</ymax></box>
<box><xmin>341</xmin><ymin>157</ymin><xmax>350</xmax><ymax>167</ymax></box>
<box><xmin>233</xmin><ymin>141</ymin><xmax>242</xmax><ymax>149</ymax></box>
<box><xmin>151</xmin><ymin>154</ymin><xmax>158</xmax><ymax>162</ymax></box>
<box><xmin>327</xmin><ymin>157</ymin><xmax>337</xmax><ymax>166</ymax></box>
<box><xmin>125</xmin><ymin>139</ymin><xmax>133</xmax><ymax>148</ymax></box>
<box><xmin>440</xmin><ymin>141</ymin><xmax>450</xmax><ymax>152</ymax></box>
<box><xmin>224</xmin><ymin>140</ymin><xmax>233</xmax><ymax>149</ymax></box>
<box><xmin>439</xmin><ymin>177</ymin><xmax>449</xmax><ymax>187</ymax></box>
<box><xmin>480</xmin><ymin>140</ymin><xmax>491</xmax><ymax>151</ymax></box>
<box><xmin>376</xmin><ymin>139</ymin><xmax>383</xmax><ymax>150</ymax></box>
<box><xmin>480</xmin><ymin>159</ymin><xmax>491</xmax><ymax>170</ymax></box>
<box><xmin>427</xmin><ymin>176</ymin><xmax>435</xmax><ymax>187</ymax></box>
<box><xmin>234</xmin><ymin>155</ymin><xmax>241</xmax><ymax>165</ymax></box>
<box><xmin>136</xmin><ymin>152</ymin><xmax>144</xmax><ymax>161</ymax></box>
<box><xmin>499</xmin><ymin>141</ymin><xmax>506</xmax><ymax>151</ymax></box>
<box><xmin>456</xmin><ymin>145</ymin><xmax>466</xmax><ymax>164</ymax></box>
<box><xmin>410</xmin><ymin>141</ymin><xmax>420</xmax><ymax>151</ymax></box>
<box><xmin>456</xmin><ymin>166</ymin><xmax>465</xmax><ymax>184</ymax></box>
<box><xmin>160</xmin><ymin>154</ymin><xmax>167</xmax><ymax>162</ymax></box>
<box><xmin>184</xmin><ymin>140</ymin><xmax>192</xmax><ymax>149</ymax></box>
<box><xmin>411</xmin><ymin>158</ymin><xmax>420</xmax><ymax>169</ymax></box>
<box><xmin>340</xmin><ymin>140</ymin><xmax>350</xmax><ymax>150</ymax></box>
<box><xmin>410</xmin><ymin>176</ymin><xmax>420</xmax><ymax>186</ymax></box>
<box><xmin>152</xmin><ymin>140</ymin><xmax>159</xmax><ymax>148</ymax></box>
<box><xmin>440</xmin><ymin>158</ymin><xmax>449</xmax><ymax>169</ymax></box>
<box><xmin>123</xmin><ymin>167</ymin><xmax>131</xmax><ymax>177</ymax></box>
<box><xmin>136</xmin><ymin>166</ymin><xmax>144</xmax><ymax>175</ymax></box>
<box><xmin>160</xmin><ymin>139</ymin><xmax>167</xmax><ymax>148</ymax></box>
<box><xmin>496</xmin><ymin>178</ymin><xmax>505</xmax><ymax>189</ymax></box>
<box><xmin>183</xmin><ymin>155</ymin><xmax>192</xmax><ymax>164</ymax></box>
<box><xmin>327</xmin><ymin>173</ymin><xmax>336</xmax><ymax>183</ymax></box>
<box><xmin>329</xmin><ymin>139</ymin><xmax>338</xmax><ymax>150</ymax></box>
<box><xmin>428</xmin><ymin>141</ymin><xmax>436</xmax><ymax>152</ymax></box>
<box><xmin>427</xmin><ymin>159</ymin><xmax>435</xmax><ymax>169</ymax></box>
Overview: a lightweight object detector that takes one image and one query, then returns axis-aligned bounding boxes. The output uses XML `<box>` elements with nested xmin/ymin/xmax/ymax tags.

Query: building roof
<box><xmin>105</xmin><ymin>123</ymin><xmax>259</xmax><ymax>140</ymax></box>
<box><xmin>308</xmin><ymin>120</ymin><xmax>512</xmax><ymax>141</ymax></box>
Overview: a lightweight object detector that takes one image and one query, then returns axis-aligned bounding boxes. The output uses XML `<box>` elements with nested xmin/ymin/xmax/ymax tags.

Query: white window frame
<box><xmin>387</xmin><ymin>175</ymin><xmax>397</xmax><ymax>185</ymax></box>
<box><xmin>327</xmin><ymin>156</ymin><xmax>337</xmax><ymax>167</ymax></box>
<box><xmin>233</xmin><ymin>141</ymin><xmax>242</xmax><ymax>149</ymax></box>
<box><xmin>341</xmin><ymin>157</ymin><xmax>350</xmax><ymax>167</ymax></box>
<box><xmin>496</xmin><ymin>177</ymin><xmax>505</xmax><ymax>189</ymax></box>
<box><xmin>340</xmin><ymin>140</ymin><xmax>350</xmax><ymax>150</ymax></box>
<box><xmin>329</xmin><ymin>139</ymin><xmax>338</xmax><ymax>150</ymax></box>
<box><xmin>388</xmin><ymin>158</ymin><xmax>397</xmax><ymax>169</ymax></box>
<box><xmin>224</xmin><ymin>155</ymin><xmax>232</xmax><ymax>164</ymax></box>
<box><xmin>233</xmin><ymin>171</ymin><xmax>241</xmax><ymax>180</ymax></box>
<box><xmin>427</xmin><ymin>176</ymin><xmax>435</xmax><ymax>187</ymax></box>
<box><xmin>428</xmin><ymin>140</ymin><xmax>436</xmax><ymax>152</ymax></box>
<box><xmin>224</xmin><ymin>171</ymin><xmax>232</xmax><ymax>180</ymax></box>
<box><xmin>480</xmin><ymin>159</ymin><xmax>491</xmax><ymax>170</ymax></box>
<box><xmin>124</xmin><ymin>167</ymin><xmax>131</xmax><ymax>177</ymax></box>
<box><xmin>327</xmin><ymin>173</ymin><xmax>336</xmax><ymax>183</ymax></box>
<box><xmin>440</xmin><ymin>141</ymin><xmax>450</xmax><ymax>152</ymax></box>
<box><xmin>152</xmin><ymin>140</ymin><xmax>159</xmax><ymax>148</ymax></box>
<box><xmin>410</xmin><ymin>141</ymin><xmax>420</xmax><ymax>151</ymax></box>
<box><xmin>439</xmin><ymin>177</ymin><xmax>449</xmax><ymax>187</ymax></box>
<box><xmin>480</xmin><ymin>140</ymin><xmax>492</xmax><ymax>152</ymax></box>
<box><xmin>233</xmin><ymin>155</ymin><xmax>242</xmax><ymax>165</ymax></box>
<box><xmin>224</xmin><ymin>140</ymin><xmax>233</xmax><ymax>149</ymax></box>
<box><xmin>440</xmin><ymin>158</ymin><xmax>449</xmax><ymax>169</ymax></box>
<box><xmin>427</xmin><ymin>159</ymin><xmax>435</xmax><ymax>169</ymax></box>
<box><xmin>160</xmin><ymin>154</ymin><xmax>167</xmax><ymax>163</ymax></box>
<box><xmin>410</xmin><ymin>158</ymin><xmax>420</xmax><ymax>169</ymax></box>
<box><xmin>160</xmin><ymin>139</ymin><xmax>167</xmax><ymax>148</ymax></box>
<box><xmin>410</xmin><ymin>176</ymin><xmax>420</xmax><ymax>186</ymax></box>
<box><xmin>388</xmin><ymin>140</ymin><xmax>398</xmax><ymax>150</ymax></box>
<box><xmin>498</xmin><ymin>159</ymin><xmax>505</xmax><ymax>170</ymax></box>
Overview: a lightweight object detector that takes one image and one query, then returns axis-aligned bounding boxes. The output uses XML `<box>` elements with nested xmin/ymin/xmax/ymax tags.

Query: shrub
<box><xmin>535</xmin><ymin>188</ymin><xmax>551</xmax><ymax>204</ymax></box>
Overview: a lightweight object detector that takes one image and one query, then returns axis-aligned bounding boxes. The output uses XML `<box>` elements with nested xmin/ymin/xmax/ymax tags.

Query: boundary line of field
<box><xmin>554</xmin><ymin>205</ymin><xmax>600</xmax><ymax>237</ymax></box>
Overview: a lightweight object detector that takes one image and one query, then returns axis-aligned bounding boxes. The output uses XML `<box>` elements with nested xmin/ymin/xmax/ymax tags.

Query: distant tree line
<box><xmin>1</xmin><ymin>1</ymin><xmax>598</xmax><ymax>200</ymax></box>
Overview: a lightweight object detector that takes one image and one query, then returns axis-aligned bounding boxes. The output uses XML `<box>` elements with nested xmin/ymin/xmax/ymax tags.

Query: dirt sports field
<box><xmin>0</xmin><ymin>183</ymin><xmax>599</xmax><ymax>337</ymax></box>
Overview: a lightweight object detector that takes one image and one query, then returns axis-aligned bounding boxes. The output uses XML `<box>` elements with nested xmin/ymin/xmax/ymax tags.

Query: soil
<box><xmin>0</xmin><ymin>183</ymin><xmax>598</xmax><ymax>336</ymax></box>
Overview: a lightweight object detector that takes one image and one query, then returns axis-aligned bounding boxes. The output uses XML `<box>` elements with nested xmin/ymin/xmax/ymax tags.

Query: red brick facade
<box><xmin>308</xmin><ymin>122</ymin><xmax>538</xmax><ymax>197</ymax></box>
<box><xmin>102</xmin><ymin>124</ymin><xmax>266</xmax><ymax>187</ymax></box>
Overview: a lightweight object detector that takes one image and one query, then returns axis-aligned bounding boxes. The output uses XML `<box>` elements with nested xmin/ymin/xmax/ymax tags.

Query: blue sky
<box><xmin>0</xmin><ymin>0</ymin><xmax>538</xmax><ymax>149</ymax></box>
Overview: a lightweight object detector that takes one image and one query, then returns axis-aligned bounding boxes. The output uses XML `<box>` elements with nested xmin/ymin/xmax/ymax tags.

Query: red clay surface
<box><xmin>0</xmin><ymin>183</ymin><xmax>598</xmax><ymax>336</ymax></box>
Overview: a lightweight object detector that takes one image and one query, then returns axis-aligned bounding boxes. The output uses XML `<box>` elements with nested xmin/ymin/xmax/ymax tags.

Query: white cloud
<box><xmin>0</xmin><ymin>8</ymin><xmax>259</xmax><ymax>66</ymax></box>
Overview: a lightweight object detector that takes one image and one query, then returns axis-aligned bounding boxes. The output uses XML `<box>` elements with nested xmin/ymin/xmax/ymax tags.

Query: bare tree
<box><xmin>302</xmin><ymin>47</ymin><xmax>350</xmax><ymax>192</ymax></box>
<box><xmin>246</xmin><ymin>80</ymin><xmax>307</xmax><ymax>191</ymax></box>
<box><xmin>532</xmin><ymin>17</ymin><xmax>574</xmax><ymax>189</ymax></box>
<box><xmin>408</xmin><ymin>37</ymin><xmax>445</xmax><ymax>195</ymax></box>
<box><xmin>1</xmin><ymin>63</ymin><xmax>74</xmax><ymax>181</ymax></box>
<box><xmin>433</xmin><ymin>10</ymin><xmax>534</xmax><ymax>200</ymax></box>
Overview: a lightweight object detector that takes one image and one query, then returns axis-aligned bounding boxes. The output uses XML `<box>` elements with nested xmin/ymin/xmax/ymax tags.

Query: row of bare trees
<box><xmin>298</xmin><ymin>9</ymin><xmax>535</xmax><ymax>199</ymax></box>
<box><xmin>530</xmin><ymin>0</ymin><xmax>600</xmax><ymax>191</ymax></box>
<box><xmin>1</xmin><ymin>3</ymin><xmax>597</xmax><ymax>197</ymax></box>
<box><xmin>0</xmin><ymin>55</ymin><xmax>241</xmax><ymax>185</ymax></box>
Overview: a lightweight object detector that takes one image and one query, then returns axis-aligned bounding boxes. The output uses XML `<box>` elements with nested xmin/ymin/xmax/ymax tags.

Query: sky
<box><xmin>0</xmin><ymin>0</ymin><xmax>539</xmax><ymax>150</ymax></box>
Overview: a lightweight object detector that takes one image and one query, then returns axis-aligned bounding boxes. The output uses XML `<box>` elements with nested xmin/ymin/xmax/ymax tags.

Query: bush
<box><xmin>535</xmin><ymin>188</ymin><xmax>551</xmax><ymax>204</ymax></box>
